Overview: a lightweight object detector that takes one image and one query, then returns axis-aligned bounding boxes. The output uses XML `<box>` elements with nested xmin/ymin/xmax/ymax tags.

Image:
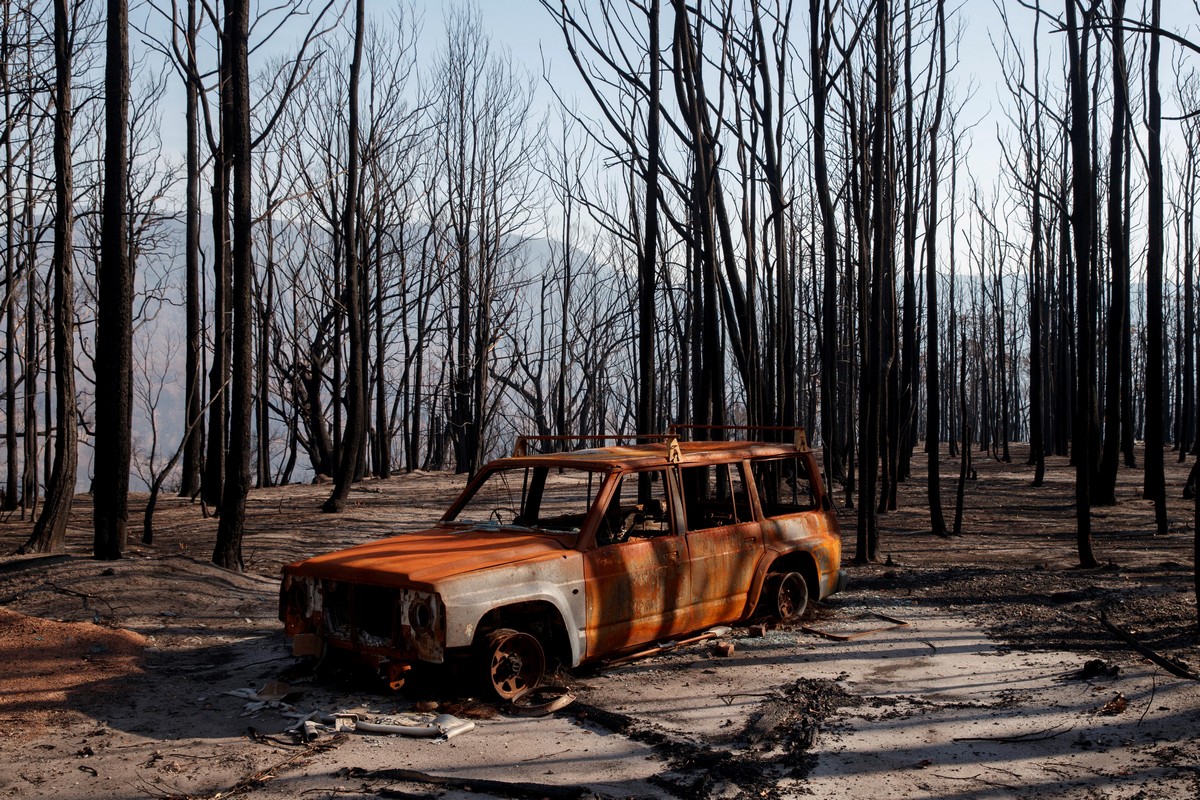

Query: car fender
<box><xmin>754</xmin><ymin>513</ymin><xmax>844</xmax><ymax>601</ymax></box>
<box><xmin>436</xmin><ymin>552</ymin><xmax>587</xmax><ymax>665</ymax></box>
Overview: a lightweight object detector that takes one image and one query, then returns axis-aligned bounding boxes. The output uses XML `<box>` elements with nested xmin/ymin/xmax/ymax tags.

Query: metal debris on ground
<box><xmin>604</xmin><ymin>626</ymin><xmax>733</xmax><ymax>666</ymax></box>
<box><xmin>285</xmin><ymin>710</ymin><xmax>475</xmax><ymax>743</ymax></box>
<box><xmin>225</xmin><ymin>682</ymin><xmax>304</xmax><ymax>716</ymax></box>
<box><xmin>508</xmin><ymin>685</ymin><xmax>575</xmax><ymax>717</ymax></box>
<box><xmin>801</xmin><ymin>612</ymin><xmax>910</xmax><ymax>641</ymax></box>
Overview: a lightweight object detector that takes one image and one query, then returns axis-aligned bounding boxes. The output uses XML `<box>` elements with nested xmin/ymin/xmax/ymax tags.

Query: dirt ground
<box><xmin>0</xmin><ymin>447</ymin><xmax>1197</xmax><ymax>800</ymax></box>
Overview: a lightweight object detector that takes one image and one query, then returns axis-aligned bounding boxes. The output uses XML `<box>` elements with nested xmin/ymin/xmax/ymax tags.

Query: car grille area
<box><xmin>280</xmin><ymin>575</ymin><xmax>445</xmax><ymax>663</ymax></box>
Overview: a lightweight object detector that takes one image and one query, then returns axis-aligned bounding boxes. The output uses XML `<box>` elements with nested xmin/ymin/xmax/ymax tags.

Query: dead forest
<box><xmin>0</xmin><ymin>0</ymin><xmax>1197</xmax><ymax>591</ymax></box>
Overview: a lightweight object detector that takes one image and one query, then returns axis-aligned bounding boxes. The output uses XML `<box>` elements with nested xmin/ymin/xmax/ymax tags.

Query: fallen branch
<box><xmin>801</xmin><ymin>612</ymin><xmax>910</xmax><ymax>641</ymax></box>
<box><xmin>44</xmin><ymin>581</ymin><xmax>117</xmax><ymax>615</ymax></box>
<box><xmin>952</xmin><ymin>723</ymin><xmax>1073</xmax><ymax>743</ymax></box>
<box><xmin>347</xmin><ymin>767</ymin><xmax>587</xmax><ymax>800</ymax></box>
<box><xmin>1099</xmin><ymin>610</ymin><xmax>1200</xmax><ymax>681</ymax></box>
<box><xmin>717</xmin><ymin>691</ymin><xmax>780</xmax><ymax>706</ymax></box>
<box><xmin>1139</xmin><ymin>672</ymin><xmax>1157</xmax><ymax>725</ymax></box>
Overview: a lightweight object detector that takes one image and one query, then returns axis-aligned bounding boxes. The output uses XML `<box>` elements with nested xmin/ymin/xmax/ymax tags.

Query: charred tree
<box><xmin>899</xmin><ymin>0</ymin><xmax>918</xmax><ymax>481</ymax></box>
<box><xmin>1098</xmin><ymin>0</ymin><xmax>1129</xmax><ymax>506</ymax></box>
<box><xmin>1184</xmin><ymin>133</ymin><xmax>1197</xmax><ymax>461</ymax></box>
<box><xmin>1144</xmin><ymin>0</ymin><xmax>1167</xmax><ymax>535</ymax></box>
<box><xmin>1</xmin><ymin>0</ymin><xmax>15</xmax><ymax>514</ymax></box>
<box><xmin>638</xmin><ymin>0</ymin><xmax>661</xmax><ymax>452</ymax></box>
<box><xmin>1064</xmin><ymin>0</ymin><xmax>1099</xmax><ymax>567</ymax></box>
<box><xmin>93</xmin><ymin>0</ymin><xmax>132</xmax><ymax>560</ymax></box>
<box><xmin>924</xmin><ymin>0</ymin><xmax>947</xmax><ymax>536</ymax></box>
<box><xmin>811</xmin><ymin>0</ymin><xmax>842</xmax><ymax>488</ymax></box>
<box><xmin>856</xmin><ymin>0</ymin><xmax>890</xmax><ymax>564</ymax></box>
<box><xmin>213</xmin><ymin>0</ymin><xmax>253</xmax><ymax>570</ymax></box>
<box><xmin>324</xmin><ymin>0</ymin><xmax>366</xmax><ymax>513</ymax></box>
<box><xmin>1029</xmin><ymin>6</ymin><xmax>1048</xmax><ymax>487</ymax></box>
<box><xmin>203</xmin><ymin>62</ymin><xmax>231</xmax><ymax>509</ymax></box>
<box><xmin>20</xmin><ymin>0</ymin><xmax>76</xmax><ymax>554</ymax></box>
<box><xmin>178</xmin><ymin>0</ymin><xmax>203</xmax><ymax>498</ymax></box>
<box><xmin>953</xmin><ymin>334</ymin><xmax>970</xmax><ymax>536</ymax></box>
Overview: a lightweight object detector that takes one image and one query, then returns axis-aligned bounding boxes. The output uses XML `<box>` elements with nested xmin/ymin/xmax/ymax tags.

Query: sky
<box><xmin>477</xmin><ymin>0</ymin><xmax>1016</xmax><ymax>214</ymax></box>
<box><xmin>137</xmin><ymin>0</ymin><xmax>1011</xmax><ymax>170</ymax></box>
<box><xmin>131</xmin><ymin>0</ymin><xmax>1200</xmax><ymax>219</ymax></box>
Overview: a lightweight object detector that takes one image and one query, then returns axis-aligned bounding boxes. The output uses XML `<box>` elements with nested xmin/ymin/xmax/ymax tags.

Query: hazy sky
<box><xmin>134</xmin><ymin>0</ymin><xmax>1200</xmax><ymax>209</ymax></box>
<box><xmin>139</xmin><ymin>1</ymin><xmax>1010</xmax><ymax>161</ymax></box>
<box><xmin>464</xmin><ymin>0</ymin><xmax>1016</xmax><ymax>197</ymax></box>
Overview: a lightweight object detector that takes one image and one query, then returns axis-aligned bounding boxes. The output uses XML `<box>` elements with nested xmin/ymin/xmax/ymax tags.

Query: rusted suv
<box><xmin>280</xmin><ymin>427</ymin><xmax>843</xmax><ymax>699</ymax></box>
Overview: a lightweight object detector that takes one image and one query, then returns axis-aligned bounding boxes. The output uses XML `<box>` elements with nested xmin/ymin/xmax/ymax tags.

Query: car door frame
<box><xmin>678</xmin><ymin>458</ymin><xmax>767</xmax><ymax>628</ymax></box>
<box><xmin>580</xmin><ymin>466</ymin><xmax>692</xmax><ymax>659</ymax></box>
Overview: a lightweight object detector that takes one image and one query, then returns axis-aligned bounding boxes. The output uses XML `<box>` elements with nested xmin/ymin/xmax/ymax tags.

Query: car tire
<box><xmin>480</xmin><ymin>627</ymin><xmax>546</xmax><ymax>701</ymax></box>
<box><xmin>767</xmin><ymin>571</ymin><xmax>809</xmax><ymax>621</ymax></box>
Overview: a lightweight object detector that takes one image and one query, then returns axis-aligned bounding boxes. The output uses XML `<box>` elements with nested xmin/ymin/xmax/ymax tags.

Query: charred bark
<box><xmin>93</xmin><ymin>0</ymin><xmax>132</xmax><ymax>560</ymax></box>
<box><xmin>21</xmin><ymin>0</ymin><xmax>76</xmax><ymax>554</ymax></box>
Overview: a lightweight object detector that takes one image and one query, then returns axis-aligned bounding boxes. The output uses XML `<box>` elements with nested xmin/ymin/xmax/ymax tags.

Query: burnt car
<box><xmin>280</xmin><ymin>427</ymin><xmax>844</xmax><ymax>699</ymax></box>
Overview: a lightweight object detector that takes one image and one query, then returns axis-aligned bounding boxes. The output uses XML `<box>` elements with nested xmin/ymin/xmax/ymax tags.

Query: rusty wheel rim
<box><xmin>774</xmin><ymin>572</ymin><xmax>808</xmax><ymax>621</ymax></box>
<box><xmin>486</xmin><ymin>630</ymin><xmax>545</xmax><ymax>700</ymax></box>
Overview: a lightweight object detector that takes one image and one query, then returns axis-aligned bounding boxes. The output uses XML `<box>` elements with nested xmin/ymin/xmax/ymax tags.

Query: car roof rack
<box><xmin>511</xmin><ymin>433</ymin><xmax>678</xmax><ymax>458</ymax></box>
<box><xmin>668</xmin><ymin>424</ymin><xmax>809</xmax><ymax>451</ymax></box>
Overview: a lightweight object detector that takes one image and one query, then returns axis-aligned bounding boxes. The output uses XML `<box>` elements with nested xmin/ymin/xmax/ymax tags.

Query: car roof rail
<box><xmin>511</xmin><ymin>433</ymin><xmax>677</xmax><ymax>457</ymax></box>
<box><xmin>667</xmin><ymin>424</ymin><xmax>809</xmax><ymax>451</ymax></box>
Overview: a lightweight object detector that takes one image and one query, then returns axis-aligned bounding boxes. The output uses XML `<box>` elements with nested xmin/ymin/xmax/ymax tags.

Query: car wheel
<box><xmin>481</xmin><ymin>627</ymin><xmax>545</xmax><ymax>700</ymax></box>
<box><xmin>769</xmin><ymin>572</ymin><xmax>809</xmax><ymax>621</ymax></box>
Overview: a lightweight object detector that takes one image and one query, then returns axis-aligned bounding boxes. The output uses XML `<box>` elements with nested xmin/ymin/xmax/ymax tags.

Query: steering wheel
<box><xmin>491</xmin><ymin>507</ymin><xmax>518</xmax><ymax>525</ymax></box>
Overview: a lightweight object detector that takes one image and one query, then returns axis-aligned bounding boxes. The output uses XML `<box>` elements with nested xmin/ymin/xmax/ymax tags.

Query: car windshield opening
<box><xmin>447</xmin><ymin>466</ymin><xmax>604</xmax><ymax>534</ymax></box>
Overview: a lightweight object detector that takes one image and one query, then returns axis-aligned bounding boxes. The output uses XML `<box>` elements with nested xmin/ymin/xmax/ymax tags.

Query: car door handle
<box><xmin>665</xmin><ymin>549</ymin><xmax>679</xmax><ymax>562</ymax></box>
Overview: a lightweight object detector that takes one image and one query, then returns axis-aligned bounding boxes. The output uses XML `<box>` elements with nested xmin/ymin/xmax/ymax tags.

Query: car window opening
<box><xmin>449</xmin><ymin>466</ymin><xmax>603</xmax><ymax>534</ymax></box>
<box><xmin>681</xmin><ymin>462</ymin><xmax>750</xmax><ymax>531</ymax></box>
<box><xmin>595</xmin><ymin>469</ymin><xmax>671</xmax><ymax>546</ymax></box>
<box><xmin>753</xmin><ymin>455</ymin><xmax>816</xmax><ymax>517</ymax></box>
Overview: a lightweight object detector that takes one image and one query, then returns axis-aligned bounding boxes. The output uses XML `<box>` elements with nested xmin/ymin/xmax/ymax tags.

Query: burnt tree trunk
<box><xmin>898</xmin><ymin>0</ymin><xmax>917</xmax><ymax>482</ymax></box>
<box><xmin>811</xmin><ymin>0</ymin><xmax>842</xmax><ymax>487</ymax></box>
<box><xmin>1029</xmin><ymin>10</ymin><xmax>1047</xmax><ymax>487</ymax></box>
<box><xmin>213</xmin><ymin>0</ymin><xmax>252</xmax><ymax>570</ymax></box>
<box><xmin>924</xmin><ymin>0</ymin><xmax>947</xmax><ymax>536</ymax></box>
<box><xmin>1181</xmin><ymin>128</ymin><xmax>1196</xmax><ymax>462</ymax></box>
<box><xmin>1098</xmin><ymin>0</ymin><xmax>1129</xmax><ymax>505</ymax></box>
<box><xmin>1065</xmin><ymin>0</ymin><xmax>1099</xmax><ymax>567</ymax></box>
<box><xmin>21</xmin><ymin>0</ymin><xmax>75</xmax><ymax>554</ymax></box>
<box><xmin>178</xmin><ymin>0</ymin><xmax>203</xmax><ymax>498</ymax></box>
<box><xmin>953</xmin><ymin>335</ymin><xmax>970</xmax><ymax>536</ymax></box>
<box><xmin>93</xmin><ymin>0</ymin><xmax>132</xmax><ymax>560</ymax></box>
<box><xmin>856</xmin><ymin>0</ymin><xmax>889</xmax><ymax>563</ymax></box>
<box><xmin>1</xmin><ymin>1</ymin><xmax>16</xmax><ymax>514</ymax></box>
<box><xmin>203</xmin><ymin>138</ymin><xmax>231</xmax><ymax>505</ymax></box>
<box><xmin>638</xmin><ymin>0</ymin><xmax>660</xmax><ymax>452</ymax></box>
<box><xmin>1144</xmin><ymin>0</ymin><xmax>1167</xmax><ymax>535</ymax></box>
<box><xmin>324</xmin><ymin>0</ymin><xmax>366</xmax><ymax>513</ymax></box>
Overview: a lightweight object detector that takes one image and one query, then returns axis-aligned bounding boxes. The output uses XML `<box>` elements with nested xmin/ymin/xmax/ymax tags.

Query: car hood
<box><xmin>282</xmin><ymin>525</ymin><xmax>574</xmax><ymax>589</ymax></box>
